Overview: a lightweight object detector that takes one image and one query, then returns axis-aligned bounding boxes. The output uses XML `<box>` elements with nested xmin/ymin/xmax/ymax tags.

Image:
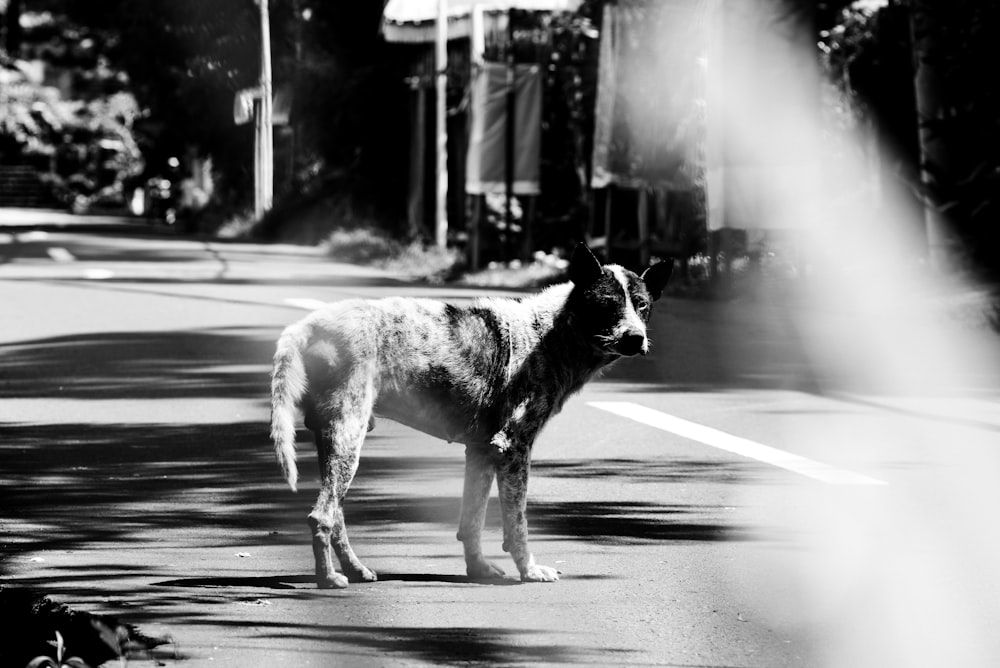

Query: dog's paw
<box><xmin>520</xmin><ymin>563</ymin><xmax>560</xmax><ymax>583</ymax></box>
<box><xmin>317</xmin><ymin>572</ymin><xmax>350</xmax><ymax>589</ymax></box>
<box><xmin>346</xmin><ymin>565</ymin><xmax>378</xmax><ymax>583</ymax></box>
<box><xmin>466</xmin><ymin>557</ymin><xmax>505</xmax><ymax>580</ymax></box>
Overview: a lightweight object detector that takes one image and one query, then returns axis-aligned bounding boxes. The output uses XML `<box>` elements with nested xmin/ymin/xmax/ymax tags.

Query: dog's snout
<box><xmin>618</xmin><ymin>331</ymin><xmax>647</xmax><ymax>356</ymax></box>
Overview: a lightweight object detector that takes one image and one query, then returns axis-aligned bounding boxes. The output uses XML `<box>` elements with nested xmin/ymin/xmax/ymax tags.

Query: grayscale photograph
<box><xmin>2</xmin><ymin>0</ymin><xmax>999</xmax><ymax>666</ymax></box>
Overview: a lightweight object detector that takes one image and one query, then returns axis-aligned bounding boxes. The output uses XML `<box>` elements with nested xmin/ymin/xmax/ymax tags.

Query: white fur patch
<box><xmin>607</xmin><ymin>265</ymin><xmax>648</xmax><ymax>352</ymax></box>
<box><xmin>607</xmin><ymin>265</ymin><xmax>631</xmax><ymax>297</ymax></box>
<box><xmin>511</xmin><ymin>399</ymin><xmax>529</xmax><ymax>423</ymax></box>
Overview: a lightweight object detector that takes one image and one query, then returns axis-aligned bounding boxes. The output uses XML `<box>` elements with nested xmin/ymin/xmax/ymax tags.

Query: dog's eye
<box><xmin>636</xmin><ymin>301</ymin><xmax>650</xmax><ymax>316</ymax></box>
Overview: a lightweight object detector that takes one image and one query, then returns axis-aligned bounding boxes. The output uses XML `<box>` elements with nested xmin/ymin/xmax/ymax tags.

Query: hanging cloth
<box><xmin>465</xmin><ymin>62</ymin><xmax>542</xmax><ymax>195</ymax></box>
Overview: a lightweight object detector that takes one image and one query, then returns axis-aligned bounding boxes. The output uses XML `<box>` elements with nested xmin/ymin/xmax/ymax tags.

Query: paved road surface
<box><xmin>3</xmin><ymin>212</ymin><xmax>1000</xmax><ymax>667</ymax></box>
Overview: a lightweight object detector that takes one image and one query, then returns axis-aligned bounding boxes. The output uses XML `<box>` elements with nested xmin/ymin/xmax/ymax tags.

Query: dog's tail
<box><xmin>270</xmin><ymin>320</ymin><xmax>310</xmax><ymax>492</ymax></box>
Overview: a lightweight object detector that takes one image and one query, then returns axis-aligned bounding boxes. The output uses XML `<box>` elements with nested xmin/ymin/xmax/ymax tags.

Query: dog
<box><xmin>270</xmin><ymin>243</ymin><xmax>673</xmax><ymax>588</ymax></box>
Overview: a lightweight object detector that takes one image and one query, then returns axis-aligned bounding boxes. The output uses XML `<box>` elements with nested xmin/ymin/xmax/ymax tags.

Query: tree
<box><xmin>63</xmin><ymin>0</ymin><xmax>259</xmax><ymax>194</ymax></box>
<box><xmin>34</xmin><ymin>1</ymin><xmax>406</xmax><ymax>227</ymax></box>
<box><xmin>909</xmin><ymin>0</ymin><xmax>1000</xmax><ymax>274</ymax></box>
<box><xmin>824</xmin><ymin>0</ymin><xmax>1000</xmax><ymax>275</ymax></box>
<box><xmin>2</xmin><ymin>0</ymin><xmax>24</xmax><ymax>54</ymax></box>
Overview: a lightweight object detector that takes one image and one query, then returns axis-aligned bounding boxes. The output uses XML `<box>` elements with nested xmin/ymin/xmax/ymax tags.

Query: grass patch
<box><xmin>324</xmin><ymin>231</ymin><xmax>578</xmax><ymax>289</ymax></box>
<box><xmin>325</xmin><ymin>228</ymin><xmax>463</xmax><ymax>282</ymax></box>
<box><xmin>457</xmin><ymin>252</ymin><xmax>569</xmax><ymax>290</ymax></box>
<box><xmin>213</xmin><ymin>209</ymin><xmax>258</xmax><ymax>239</ymax></box>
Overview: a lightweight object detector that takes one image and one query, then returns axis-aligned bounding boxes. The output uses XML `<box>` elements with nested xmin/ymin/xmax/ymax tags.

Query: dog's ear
<box><xmin>641</xmin><ymin>258</ymin><xmax>674</xmax><ymax>301</ymax></box>
<box><xmin>569</xmin><ymin>243</ymin><xmax>603</xmax><ymax>288</ymax></box>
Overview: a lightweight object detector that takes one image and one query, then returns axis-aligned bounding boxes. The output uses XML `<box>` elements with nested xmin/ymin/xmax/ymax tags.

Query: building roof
<box><xmin>382</xmin><ymin>0</ymin><xmax>582</xmax><ymax>42</ymax></box>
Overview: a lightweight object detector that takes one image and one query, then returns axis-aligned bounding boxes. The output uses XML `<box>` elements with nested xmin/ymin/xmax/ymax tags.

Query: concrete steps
<box><xmin>0</xmin><ymin>165</ymin><xmax>59</xmax><ymax>208</ymax></box>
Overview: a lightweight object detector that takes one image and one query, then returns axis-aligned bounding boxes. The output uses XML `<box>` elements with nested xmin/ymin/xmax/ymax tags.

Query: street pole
<box><xmin>504</xmin><ymin>10</ymin><xmax>516</xmax><ymax>263</ymax></box>
<box><xmin>434</xmin><ymin>0</ymin><xmax>449</xmax><ymax>248</ymax></box>
<box><xmin>256</xmin><ymin>0</ymin><xmax>274</xmax><ymax>219</ymax></box>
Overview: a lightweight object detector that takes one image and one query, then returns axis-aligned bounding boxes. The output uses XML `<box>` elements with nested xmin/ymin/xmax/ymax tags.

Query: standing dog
<box><xmin>270</xmin><ymin>244</ymin><xmax>672</xmax><ymax>588</ymax></box>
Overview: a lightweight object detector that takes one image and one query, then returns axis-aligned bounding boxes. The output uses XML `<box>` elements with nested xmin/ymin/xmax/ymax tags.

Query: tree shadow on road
<box><xmin>2</xmin><ymin>419</ymin><xmax>715</xmax><ymax>664</ymax></box>
<box><xmin>334</xmin><ymin>487</ymin><xmax>754</xmax><ymax>546</ymax></box>
<box><xmin>2</xmin><ymin>421</ymin><xmax>756</xmax><ymax>582</ymax></box>
<box><xmin>1</xmin><ymin>322</ymin><xmax>759</xmax><ymax>665</ymax></box>
<box><xmin>0</xmin><ymin>421</ymin><xmax>305</xmax><ymax>561</ymax></box>
<box><xmin>250</xmin><ymin>622</ymin><xmax>637</xmax><ymax>665</ymax></box>
<box><xmin>153</xmin><ymin>571</ymin><xmax>525</xmax><ymax>590</ymax></box>
<box><xmin>532</xmin><ymin>457</ymin><xmax>768</xmax><ymax>485</ymax></box>
<box><xmin>0</xmin><ymin>326</ymin><xmax>277</xmax><ymax>400</ymax></box>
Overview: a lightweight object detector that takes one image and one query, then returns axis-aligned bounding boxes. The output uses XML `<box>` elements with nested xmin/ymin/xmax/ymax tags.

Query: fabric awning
<box><xmin>382</xmin><ymin>0</ymin><xmax>582</xmax><ymax>43</ymax></box>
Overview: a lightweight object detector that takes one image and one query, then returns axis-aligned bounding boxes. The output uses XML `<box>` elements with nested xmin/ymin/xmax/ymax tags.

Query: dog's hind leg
<box><xmin>457</xmin><ymin>445</ymin><xmax>505</xmax><ymax>579</ymax></box>
<box><xmin>307</xmin><ymin>382</ymin><xmax>377</xmax><ymax>589</ymax></box>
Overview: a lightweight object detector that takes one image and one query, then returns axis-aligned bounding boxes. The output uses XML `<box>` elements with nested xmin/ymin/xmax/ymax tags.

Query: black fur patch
<box><xmin>568</xmin><ymin>267</ymin><xmax>637</xmax><ymax>336</ymax></box>
<box><xmin>626</xmin><ymin>272</ymin><xmax>653</xmax><ymax>321</ymax></box>
<box><xmin>442</xmin><ymin>302</ymin><xmax>463</xmax><ymax>328</ymax></box>
<box><xmin>450</xmin><ymin>305</ymin><xmax>507</xmax><ymax>379</ymax></box>
<box><xmin>641</xmin><ymin>259</ymin><xmax>674</xmax><ymax>301</ymax></box>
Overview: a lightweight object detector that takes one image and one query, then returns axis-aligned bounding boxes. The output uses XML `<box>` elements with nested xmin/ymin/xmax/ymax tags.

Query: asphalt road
<box><xmin>3</xmin><ymin>211</ymin><xmax>1000</xmax><ymax>667</ymax></box>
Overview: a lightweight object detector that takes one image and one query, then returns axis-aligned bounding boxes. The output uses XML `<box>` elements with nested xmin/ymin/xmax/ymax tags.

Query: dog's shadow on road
<box><xmin>153</xmin><ymin>572</ymin><xmax>522</xmax><ymax>590</ymax></box>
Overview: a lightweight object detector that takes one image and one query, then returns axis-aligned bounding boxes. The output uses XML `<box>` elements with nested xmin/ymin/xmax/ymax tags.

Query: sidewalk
<box><xmin>0</xmin><ymin>224</ymin><xmax>406</xmax><ymax>285</ymax></box>
<box><xmin>0</xmin><ymin>207</ymin><xmax>138</xmax><ymax>229</ymax></box>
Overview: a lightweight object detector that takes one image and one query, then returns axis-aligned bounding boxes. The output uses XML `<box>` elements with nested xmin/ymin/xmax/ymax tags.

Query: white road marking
<box><xmin>83</xmin><ymin>268</ymin><xmax>115</xmax><ymax>280</ymax></box>
<box><xmin>47</xmin><ymin>247</ymin><xmax>75</xmax><ymax>262</ymax></box>
<box><xmin>284</xmin><ymin>297</ymin><xmax>328</xmax><ymax>311</ymax></box>
<box><xmin>589</xmin><ymin>401</ymin><xmax>888</xmax><ymax>486</ymax></box>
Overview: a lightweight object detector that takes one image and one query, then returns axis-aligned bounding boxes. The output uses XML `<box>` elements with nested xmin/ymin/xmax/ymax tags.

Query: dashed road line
<box><xmin>284</xmin><ymin>297</ymin><xmax>328</xmax><ymax>311</ymax></box>
<box><xmin>46</xmin><ymin>247</ymin><xmax>76</xmax><ymax>262</ymax></box>
<box><xmin>589</xmin><ymin>401</ymin><xmax>888</xmax><ymax>486</ymax></box>
<box><xmin>82</xmin><ymin>268</ymin><xmax>116</xmax><ymax>280</ymax></box>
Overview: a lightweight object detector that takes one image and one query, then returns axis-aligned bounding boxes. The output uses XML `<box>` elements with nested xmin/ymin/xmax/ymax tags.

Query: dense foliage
<box><xmin>3</xmin><ymin>0</ymin><xmax>407</xmax><ymax>224</ymax></box>
<box><xmin>822</xmin><ymin>0</ymin><xmax>1000</xmax><ymax>275</ymax></box>
<box><xmin>0</xmin><ymin>7</ymin><xmax>143</xmax><ymax>206</ymax></box>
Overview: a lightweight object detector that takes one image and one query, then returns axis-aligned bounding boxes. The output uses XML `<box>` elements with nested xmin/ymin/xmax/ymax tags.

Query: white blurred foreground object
<box><xmin>686</xmin><ymin>1</ymin><xmax>1000</xmax><ymax>665</ymax></box>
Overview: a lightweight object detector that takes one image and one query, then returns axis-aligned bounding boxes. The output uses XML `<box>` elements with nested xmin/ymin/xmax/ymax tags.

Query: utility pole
<box><xmin>504</xmin><ymin>10</ymin><xmax>516</xmax><ymax>263</ymax></box>
<box><xmin>255</xmin><ymin>0</ymin><xmax>274</xmax><ymax>219</ymax></box>
<box><xmin>434</xmin><ymin>0</ymin><xmax>449</xmax><ymax>247</ymax></box>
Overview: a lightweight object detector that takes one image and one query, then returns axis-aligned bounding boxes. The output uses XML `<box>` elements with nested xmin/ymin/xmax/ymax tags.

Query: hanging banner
<box><xmin>465</xmin><ymin>62</ymin><xmax>542</xmax><ymax>195</ymax></box>
<box><xmin>590</xmin><ymin>0</ymin><xmax>707</xmax><ymax>191</ymax></box>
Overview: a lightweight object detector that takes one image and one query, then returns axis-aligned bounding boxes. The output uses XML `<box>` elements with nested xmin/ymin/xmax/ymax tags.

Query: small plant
<box><xmin>25</xmin><ymin>631</ymin><xmax>93</xmax><ymax>668</ymax></box>
<box><xmin>214</xmin><ymin>209</ymin><xmax>258</xmax><ymax>239</ymax></box>
<box><xmin>325</xmin><ymin>227</ymin><xmax>401</xmax><ymax>264</ymax></box>
<box><xmin>325</xmin><ymin>227</ymin><xmax>464</xmax><ymax>282</ymax></box>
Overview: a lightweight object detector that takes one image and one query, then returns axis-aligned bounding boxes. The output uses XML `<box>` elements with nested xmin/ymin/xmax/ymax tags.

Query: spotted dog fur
<box><xmin>270</xmin><ymin>244</ymin><xmax>673</xmax><ymax>588</ymax></box>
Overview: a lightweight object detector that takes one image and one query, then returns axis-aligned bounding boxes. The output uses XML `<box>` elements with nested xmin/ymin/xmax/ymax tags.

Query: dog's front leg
<box><xmin>457</xmin><ymin>445</ymin><xmax>505</xmax><ymax>579</ymax></box>
<box><xmin>493</xmin><ymin>437</ymin><xmax>560</xmax><ymax>583</ymax></box>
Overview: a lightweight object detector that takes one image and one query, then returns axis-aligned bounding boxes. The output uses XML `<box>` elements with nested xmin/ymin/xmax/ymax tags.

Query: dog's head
<box><xmin>567</xmin><ymin>243</ymin><xmax>673</xmax><ymax>357</ymax></box>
